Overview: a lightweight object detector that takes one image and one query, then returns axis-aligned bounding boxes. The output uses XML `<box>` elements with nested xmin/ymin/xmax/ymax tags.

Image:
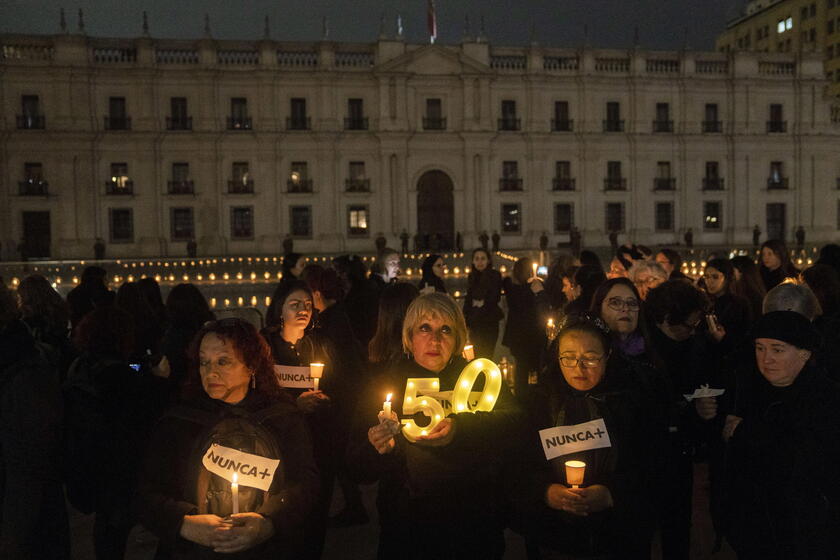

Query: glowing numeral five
<box><xmin>401</xmin><ymin>358</ymin><xmax>502</xmax><ymax>442</ymax></box>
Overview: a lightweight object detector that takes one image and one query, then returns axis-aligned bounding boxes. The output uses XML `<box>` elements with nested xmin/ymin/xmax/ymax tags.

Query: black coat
<box><xmin>725</xmin><ymin>364</ymin><xmax>840</xmax><ymax>559</ymax></box>
<box><xmin>502</xmin><ymin>279</ymin><xmax>548</xmax><ymax>364</ymax></box>
<box><xmin>135</xmin><ymin>391</ymin><xmax>319</xmax><ymax>560</ymax></box>
<box><xmin>346</xmin><ymin>357</ymin><xmax>522</xmax><ymax>558</ymax></box>
<box><xmin>0</xmin><ymin>320</ymin><xmax>69</xmax><ymax>559</ymax></box>
<box><xmin>512</xmin><ymin>355</ymin><xmax>664</xmax><ymax>556</ymax></box>
<box><xmin>463</xmin><ymin>269</ymin><xmax>503</xmax><ymax>328</ymax></box>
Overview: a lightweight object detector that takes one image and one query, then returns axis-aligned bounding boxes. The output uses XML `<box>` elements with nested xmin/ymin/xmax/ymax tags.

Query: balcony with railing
<box><xmin>18</xmin><ymin>179</ymin><xmax>49</xmax><ymax>196</ymax></box>
<box><xmin>702</xmin><ymin>120</ymin><xmax>722</xmax><ymax>133</ymax></box>
<box><xmin>344</xmin><ymin>117</ymin><xmax>369</xmax><ymax>131</ymax></box>
<box><xmin>167</xmin><ymin>180</ymin><xmax>195</xmax><ymax>194</ymax></box>
<box><xmin>498</xmin><ymin>117</ymin><xmax>521</xmax><ymax>131</ymax></box>
<box><xmin>227</xmin><ymin>116</ymin><xmax>252</xmax><ymax>130</ymax></box>
<box><xmin>654</xmin><ymin>178</ymin><xmax>676</xmax><ymax>191</ymax></box>
<box><xmin>345</xmin><ymin>178</ymin><xmax>371</xmax><ymax>192</ymax></box>
<box><xmin>287</xmin><ymin>179</ymin><xmax>313</xmax><ymax>193</ymax></box>
<box><xmin>16</xmin><ymin>115</ymin><xmax>45</xmax><ymax>129</ymax></box>
<box><xmin>106</xmin><ymin>180</ymin><xmax>133</xmax><ymax>195</ymax></box>
<box><xmin>702</xmin><ymin>177</ymin><xmax>725</xmax><ymax>190</ymax></box>
<box><xmin>286</xmin><ymin>117</ymin><xmax>311</xmax><ymax>131</ymax></box>
<box><xmin>767</xmin><ymin>177</ymin><xmax>789</xmax><ymax>190</ymax></box>
<box><xmin>104</xmin><ymin>116</ymin><xmax>131</xmax><ymax>130</ymax></box>
<box><xmin>423</xmin><ymin>117</ymin><xmax>447</xmax><ymax>130</ymax></box>
<box><xmin>227</xmin><ymin>180</ymin><xmax>254</xmax><ymax>194</ymax></box>
<box><xmin>499</xmin><ymin>178</ymin><xmax>524</xmax><ymax>191</ymax></box>
<box><xmin>603</xmin><ymin>119</ymin><xmax>624</xmax><ymax>132</ymax></box>
<box><xmin>551</xmin><ymin>119</ymin><xmax>574</xmax><ymax>132</ymax></box>
<box><xmin>552</xmin><ymin>178</ymin><xmax>576</xmax><ymax>191</ymax></box>
<box><xmin>652</xmin><ymin>120</ymin><xmax>673</xmax><ymax>133</ymax></box>
<box><xmin>766</xmin><ymin>120</ymin><xmax>787</xmax><ymax>133</ymax></box>
<box><xmin>604</xmin><ymin>178</ymin><xmax>627</xmax><ymax>191</ymax></box>
<box><xmin>166</xmin><ymin>116</ymin><xmax>192</xmax><ymax>130</ymax></box>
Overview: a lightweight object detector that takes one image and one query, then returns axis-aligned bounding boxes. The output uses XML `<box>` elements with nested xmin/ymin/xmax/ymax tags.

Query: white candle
<box><xmin>532</xmin><ymin>262</ymin><xmax>538</xmax><ymax>278</ymax></box>
<box><xmin>382</xmin><ymin>393</ymin><xmax>392</xmax><ymax>418</ymax></box>
<box><xmin>462</xmin><ymin>345</ymin><xmax>475</xmax><ymax>361</ymax></box>
<box><xmin>310</xmin><ymin>362</ymin><xmax>324</xmax><ymax>392</ymax></box>
<box><xmin>231</xmin><ymin>472</ymin><xmax>239</xmax><ymax>514</ymax></box>
<box><xmin>565</xmin><ymin>460</ymin><xmax>586</xmax><ymax>488</ymax></box>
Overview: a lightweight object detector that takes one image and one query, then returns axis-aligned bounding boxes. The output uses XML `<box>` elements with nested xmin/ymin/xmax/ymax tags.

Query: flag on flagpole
<box><xmin>427</xmin><ymin>0</ymin><xmax>437</xmax><ymax>44</ymax></box>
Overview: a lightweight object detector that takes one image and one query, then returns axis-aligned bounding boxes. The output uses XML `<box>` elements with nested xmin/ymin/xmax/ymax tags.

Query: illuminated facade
<box><xmin>1</xmin><ymin>29</ymin><xmax>839</xmax><ymax>258</ymax></box>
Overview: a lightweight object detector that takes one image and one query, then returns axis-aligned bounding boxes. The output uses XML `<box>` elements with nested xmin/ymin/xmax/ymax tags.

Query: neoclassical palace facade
<box><xmin>2</xmin><ymin>29</ymin><xmax>839</xmax><ymax>258</ymax></box>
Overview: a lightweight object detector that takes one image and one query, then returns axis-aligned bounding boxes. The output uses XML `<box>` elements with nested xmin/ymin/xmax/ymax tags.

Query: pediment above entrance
<box><xmin>376</xmin><ymin>45</ymin><xmax>491</xmax><ymax>76</ymax></box>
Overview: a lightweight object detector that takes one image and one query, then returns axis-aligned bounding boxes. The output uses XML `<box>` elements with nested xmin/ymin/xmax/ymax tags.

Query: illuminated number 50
<box><xmin>401</xmin><ymin>358</ymin><xmax>502</xmax><ymax>442</ymax></box>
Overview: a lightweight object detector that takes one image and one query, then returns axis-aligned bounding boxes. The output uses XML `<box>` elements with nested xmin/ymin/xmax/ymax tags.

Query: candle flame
<box><xmin>232</xmin><ymin>473</ymin><xmax>238</xmax><ymax>484</ymax></box>
<box><xmin>386</xmin><ymin>393</ymin><xmax>392</xmax><ymax>402</ymax></box>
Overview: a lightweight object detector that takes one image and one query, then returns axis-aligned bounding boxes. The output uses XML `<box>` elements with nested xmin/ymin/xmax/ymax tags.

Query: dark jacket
<box><xmin>0</xmin><ymin>320</ymin><xmax>69</xmax><ymax>559</ymax></box>
<box><xmin>512</xmin><ymin>355</ymin><xmax>664</xmax><ymax>556</ymax></box>
<box><xmin>502</xmin><ymin>279</ymin><xmax>549</xmax><ymax>369</ymax></box>
<box><xmin>463</xmin><ymin>268</ymin><xmax>503</xmax><ymax>328</ymax></box>
<box><xmin>346</xmin><ymin>357</ymin><xmax>522</xmax><ymax>558</ymax></box>
<box><xmin>759</xmin><ymin>264</ymin><xmax>798</xmax><ymax>292</ymax></box>
<box><xmin>725</xmin><ymin>364</ymin><xmax>840</xmax><ymax>559</ymax></box>
<box><xmin>135</xmin><ymin>391</ymin><xmax>319</xmax><ymax>560</ymax></box>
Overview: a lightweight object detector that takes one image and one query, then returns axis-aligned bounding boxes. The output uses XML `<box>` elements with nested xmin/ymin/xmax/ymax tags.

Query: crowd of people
<box><xmin>1</xmin><ymin>239</ymin><xmax>839</xmax><ymax>559</ymax></box>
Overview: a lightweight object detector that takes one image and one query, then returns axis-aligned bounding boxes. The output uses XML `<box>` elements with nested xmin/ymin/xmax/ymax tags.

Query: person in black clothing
<box><xmin>368</xmin><ymin>283</ymin><xmax>419</xmax><ymax>369</ymax></box>
<box><xmin>591</xmin><ymin>278</ymin><xmax>647</xmax><ymax>360</ymax></box>
<box><xmin>301</xmin><ymin>266</ymin><xmax>369</xmax><ymax>529</ymax></box>
<box><xmin>725</xmin><ymin>311</ymin><xmax>840</xmax><ymax>559</ymax></box>
<box><xmin>0</xmin><ymin>283</ymin><xmax>69</xmax><ymax>559</ymax></box>
<box><xmin>347</xmin><ymin>292</ymin><xmax>522</xmax><ymax>559</ymax></box>
<box><xmin>135</xmin><ymin>318</ymin><xmax>318</xmax><ymax>559</ymax></box>
<box><xmin>64</xmin><ymin>306</ymin><xmax>170</xmax><ymax>559</ymax></box>
<box><xmin>418</xmin><ymin>254</ymin><xmax>447</xmax><ymax>293</ymax></box>
<box><xmin>369</xmin><ymin>248</ymin><xmax>401</xmax><ymax>292</ymax></box>
<box><xmin>17</xmin><ymin>274</ymin><xmax>76</xmax><ymax>378</ymax></box>
<box><xmin>463</xmin><ymin>248</ymin><xmax>503</xmax><ymax>359</ymax></box>
<box><xmin>643</xmin><ymin>280</ymin><xmax>715</xmax><ymax>560</ymax></box>
<box><xmin>161</xmin><ymin>283</ymin><xmax>215</xmax><ymax>401</ymax></box>
<box><xmin>334</xmin><ymin>255</ymin><xmax>379</xmax><ymax>353</ymax></box>
<box><xmin>512</xmin><ymin>315</ymin><xmax>663</xmax><ymax>559</ymax></box>
<box><xmin>578</xmin><ymin>250</ymin><xmax>603</xmax><ymax>273</ymax></box>
<box><xmin>66</xmin><ymin>266</ymin><xmax>114</xmax><ymax>330</ymax></box>
<box><xmin>655</xmin><ymin>248</ymin><xmax>686</xmax><ymax>280</ymax></box>
<box><xmin>138</xmin><ymin>277</ymin><xmax>167</xmax><ymax>330</ymax></box>
<box><xmin>816</xmin><ymin>242</ymin><xmax>840</xmax><ymax>277</ymax></box>
<box><xmin>266</xmin><ymin>252</ymin><xmax>306</xmax><ymax>327</ymax></box>
<box><xmin>115</xmin><ymin>281</ymin><xmax>164</xmax><ymax>366</ymax></box>
<box><xmin>261</xmin><ymin>280</ymin><xmax>337</xmax><ymax>558</ymax></box>
<box><xmin>759</xmin><ymin>239</ymin><xmax>799</xmax><ymax>291</ymax></box>
<box><xmin>564</xmin><ymin>265</ymin><xmax>606</xmax><ymax>316</ymax></box>
<box><xmin>731</xmin><ymin>256</ymin><xmax>766</xmax><ymax>322</ymax></box>
<box><xmin>702</xmin><ymin>258</ymin><xmax>753</xmax><ymax>356</ymax></box>
<box><xmin>503</xmin><ymin>258</ymin><xmax>549</xmax><ymax>395</ymax></box>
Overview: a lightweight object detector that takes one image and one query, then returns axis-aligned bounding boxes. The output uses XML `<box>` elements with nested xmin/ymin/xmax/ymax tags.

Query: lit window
<box><xmin>778</xmin><ymin>20</ymin><xmax>786</xmax><ymax>33</ymax></box>
<box><xmin>786</xmin><ymin>17</ymin><xmax>793</xmax><ymax>30</ymax></box>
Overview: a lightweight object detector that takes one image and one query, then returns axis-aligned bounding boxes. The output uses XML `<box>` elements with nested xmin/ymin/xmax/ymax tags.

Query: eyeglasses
<box><xmin>606</xmin><ymin>297</ymin><xmax>640</xmax><ymax>311</ymax></box>
<box><xmin>559</xmin><ymin>354</ymin><xmax>606</xmax><ymax>368</ymax></box>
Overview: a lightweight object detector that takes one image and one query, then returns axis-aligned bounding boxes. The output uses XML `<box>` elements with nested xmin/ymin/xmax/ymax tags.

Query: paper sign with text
<box><xmin>201</xmin><ymin>443</ymin><xmax>279</xmax><ymax>491</ymax></box>
<box><xmin>273</xmin><ymin>365</ymin><xmax>314</xmax><ymax>389</ymax></box>
<box><xmin>539</xmin><ymin>418</ymin><xmax>612</xmax><ymax>461</ymax></box>
<box><xmin>420</xmin><ymin>390</ymin><xmax>483</xmax><ymax>416</ymax></box>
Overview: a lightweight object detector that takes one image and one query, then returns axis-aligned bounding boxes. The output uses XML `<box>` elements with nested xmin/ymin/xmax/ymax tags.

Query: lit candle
<box><xmin>382</xmin><ymin>393</ymin><xmax>392</xmax><ymax>418</ymax></box>
<box><xmin>310</xmin><ymin>362</ymin><xmax>325</xmax><ymax>391</ymax></box>
<box><xmin>231</xmin><ymin>472</ymin><xmax>239</xmax><ymax>514</ymax></box>
<box><xmin>462</xmin><ymin>345</ymin><xmax>475</xmax><ymax>361</ymax></box>
<box><xmin>532</xmin><ymin>262</ymin><xmax>538</xmax><ymax>279</ymax></box>
<box><xmin>565</xmin><ymin>460</ymin><xmax>586</xmax><ymax>488</ymax></box>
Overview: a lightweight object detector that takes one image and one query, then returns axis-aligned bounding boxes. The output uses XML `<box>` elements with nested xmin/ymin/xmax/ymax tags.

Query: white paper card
<box><xmin>683</xmin><ymin>384</ymin><xmax>726</xmax><ymax>401</ymax></box>
<box><xmin>539</xmin><ymin>418</ymin><xmax>612</xmax><ymax>461</ymax></box>
<box><xmin>420</xmin><ymin>390</ymin><xmax>483</xmax><ymax>416</ymax></box>
<box><xmin>273</xmin><ymin>365</ymin><xmax>314</xmax><ymax>389</ymax></box>
<box><xmin>201</xmin><ymin>443</ymin><xmax>280</xmax><ymax>491</ymax></box>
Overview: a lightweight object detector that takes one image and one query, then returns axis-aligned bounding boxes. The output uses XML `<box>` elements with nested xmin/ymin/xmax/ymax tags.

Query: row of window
<box><xmin>12</xmin><ymin>95</ymin><xmax>793</xmax><ymax>134</ymax></box>
<box><xmin>103</xmin><ymin>199</ymin><xmax>755</xmax><ymax>244</ymax></box>
<box><xmin>17</xmin><ymin>159</ymin><xmax>811</xmax><ymax>197</ymax></box>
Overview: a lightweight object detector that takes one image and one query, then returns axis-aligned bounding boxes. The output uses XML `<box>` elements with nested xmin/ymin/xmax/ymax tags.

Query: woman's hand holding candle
<box><xmin>545</xmin><ymin>484</ymin><xmax>587</xmax><ymax>515</ymax></box>
<box><xmin>367</xmin><ymin>421</ymin><xmax>397</xmax><ymax>454</ymax></box>
<box><xmin>296</xmin><ymin>390</ymin><xmax>329</xmax><ymax>413</ymax></box>
<box><xmin>568</xmin><ymin>484</ymin><xmax>614</xmax><ymax>514</ymax></box>
<box><xmin>211</xmin><ymin>512</ymin><xmax>275</xmax><ymax>554</ymax></box>
<box><xmin>179</xmin><ymin>514</ymin><xmax>229</xmax><ymax>546</ymax></box>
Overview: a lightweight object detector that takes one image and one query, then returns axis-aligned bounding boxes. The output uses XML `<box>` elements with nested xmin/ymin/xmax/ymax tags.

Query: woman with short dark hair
<box><xmin>463</xmin><ymin>248</ymin><xmax>503</xmax><ymax>359</ymax></box>
<box><xmin>759</xmin><ymin>239</ymin><xmax>799</xmax><ymax>291</ymax></box>
<box><xmin>136</xmin><ymin>318</ymin><xmax>318</xmax><ymax>559</ymax></box>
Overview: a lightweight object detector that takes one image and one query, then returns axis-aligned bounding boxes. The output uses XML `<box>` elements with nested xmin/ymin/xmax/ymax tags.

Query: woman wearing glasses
<box><xmin>513</xmin><ymin>314</ymin><xmax>663</xmax><ymax>558</ymax></box>
<box><xmin>136</xmin><ymin>318</ymin><xmax>318</xmax><ymax>558</ymax></box>
<box><xmin>590</xmin><ymin>277</ymin><xmax>648</xmax><ymax>360</ymax></box>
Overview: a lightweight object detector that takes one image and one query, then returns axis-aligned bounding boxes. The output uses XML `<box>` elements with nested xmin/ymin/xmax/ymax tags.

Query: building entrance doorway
<box><xmin>416</xmin><ymin>170</ymin><xmax>454</xmax><ymax>251</ymax></box>
<box><xmin>22</xmin><ymin>211</ymin><xmax>51</xmax><ymax>259</ymax></box>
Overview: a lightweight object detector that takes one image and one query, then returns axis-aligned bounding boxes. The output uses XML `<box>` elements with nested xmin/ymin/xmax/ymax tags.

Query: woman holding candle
<box><xmin>463</xmin><ymin>248</ymin><xmax>504</xmax><ymax>360</ymax></box>
<box><xmin>347</xmin><ymin>292</ymin><xmax>521</xmax><ymax>559</ymax></box>
<box><xmin>136</xmin><ymin>318</ymin><xmax>318</xmax><ymax>558</ymax></box>
<box><xmin>513</xmin><ymin>314</ymin><xmax>664</xmax><ymax>558</ymax></box>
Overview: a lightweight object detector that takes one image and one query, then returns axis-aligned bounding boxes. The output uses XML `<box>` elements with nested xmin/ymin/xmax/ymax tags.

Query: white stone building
<box><xmin>1</xmin><ymin>29</ymin><xmax>839</xmax><ymax>259</ymax></box>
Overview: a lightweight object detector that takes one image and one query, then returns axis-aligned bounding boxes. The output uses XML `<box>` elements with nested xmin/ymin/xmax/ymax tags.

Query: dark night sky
<box><xmin>2</xmin><ymin>1</ymin><xmax>744</xmax><ymax>51</ymax></box>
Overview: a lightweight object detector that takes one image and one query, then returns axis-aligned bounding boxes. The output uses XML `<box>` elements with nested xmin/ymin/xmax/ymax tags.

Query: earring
<box><xmin>251</xmin><ymin>372</ymin><xmax>256</xmax><ymax>389</ymax></box>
